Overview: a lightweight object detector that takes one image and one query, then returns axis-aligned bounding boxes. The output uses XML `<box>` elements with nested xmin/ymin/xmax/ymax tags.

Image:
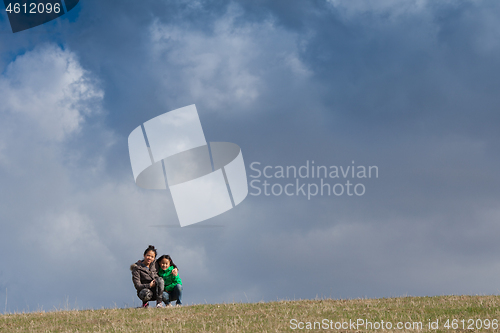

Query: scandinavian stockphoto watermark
<box><xmin>3</xmin><ymin>0</ymin><xmax>80</xmax><ymax>33</ymax></box>
<box><xmin>249</xmin><ymin>161</ymin><xmax>378</xmax><ymax>199</ymax></box>
<box><xmin>128</xmin><ymin>105</ymin><xmax>249</xmax><ymax>227</ymax></box>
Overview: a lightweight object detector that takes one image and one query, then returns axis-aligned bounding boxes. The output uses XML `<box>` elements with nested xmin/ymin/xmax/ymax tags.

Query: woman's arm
<box><xmin>132</xmin><ymin>269</ymin><xmax>152</xmax><ymax>291</ymax></box>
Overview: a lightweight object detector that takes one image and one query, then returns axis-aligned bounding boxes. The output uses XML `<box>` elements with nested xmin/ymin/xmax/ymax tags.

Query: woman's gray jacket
<box><xmin>130</xmin><ymin>260</ymin><xmax>158</xmax><ymax>292</ymax></box>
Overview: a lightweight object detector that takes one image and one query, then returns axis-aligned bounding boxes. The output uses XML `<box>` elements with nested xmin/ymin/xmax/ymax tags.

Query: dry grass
<box><xmin>1</xmin><ymin>295</ymin><xmax>499</xmax><ymax>332</ymax></box>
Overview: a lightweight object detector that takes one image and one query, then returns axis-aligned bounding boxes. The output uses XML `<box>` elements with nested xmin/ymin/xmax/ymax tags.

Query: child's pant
<box><xmin>163</xmin><ymin>284</ymin><xmax>183</xmax><ymax>305</ymax></box>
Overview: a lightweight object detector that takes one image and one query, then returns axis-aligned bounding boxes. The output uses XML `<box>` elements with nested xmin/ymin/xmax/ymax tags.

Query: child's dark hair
<box><xmin>143</xmin><ymin>245</ymin><xmax>157</xmax><ymax>257</ymax></box>
<box><xmin>157</xmin><ymin>254</ymin><xmax>177</xmax><ymax>269</ymax></box>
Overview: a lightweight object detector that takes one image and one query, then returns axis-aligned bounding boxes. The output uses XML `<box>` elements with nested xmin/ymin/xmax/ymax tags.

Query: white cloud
<box><xmin>34</xmin><ymin>210</ymin><xmax>112</xmax><ymax>260</ymax></box>
<box><xmin>326</xmin><ymin>0</ymin><xmax>429</xmax><ymax>17</ymax></box>
<box><xmin>0</xmin><ymin>45</ymin><xmax>126</xmax><ymax>309</ymax></box>
<box><xmin>150</xmin><ymin>18</ymin><xmax>259</xmax><ymax>109</ymax></box>
<box><xmin>0</xmin><ymin>44</ymin><xmax>103</xmax><ymax>142</ymax></box>
<box><xmin>148</xmin><ymin>4</ymin><xmax>310</xmax><ymax>111</ymax></box>
<box><xmin>0</xmin><ymin>44</ymin><xmax>215</xmax><ymax>311</ymax></box>
<box><xmin>324</xmin><ymin>0</ymin><xmax>486</xmax><ymax>20</ymax></box>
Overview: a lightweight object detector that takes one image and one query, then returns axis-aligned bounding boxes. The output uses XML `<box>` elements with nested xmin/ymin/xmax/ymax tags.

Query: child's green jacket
<box><xmin>158</xmin><ymin>266</ymin><xmax>182</xmax><ymax>292</ymax></box>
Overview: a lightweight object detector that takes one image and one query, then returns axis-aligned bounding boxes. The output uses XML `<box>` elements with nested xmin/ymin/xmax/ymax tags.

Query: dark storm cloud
<box><xmin>1</xmin><ymin>0</ymin><xmax>500</xmax><ymax>313</ymax></box>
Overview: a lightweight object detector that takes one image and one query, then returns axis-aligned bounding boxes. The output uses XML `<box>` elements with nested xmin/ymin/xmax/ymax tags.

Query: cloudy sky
<box><xmin>1</xmin><ymin>0</ymin><xmax>500</xmax><ymax>312</ymax></box>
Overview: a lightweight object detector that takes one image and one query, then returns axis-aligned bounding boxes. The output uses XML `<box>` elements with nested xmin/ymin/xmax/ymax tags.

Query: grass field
<box><xmin>1</xmin><ymin>295</ymin><xmax>499</xmax><ymax>332</ymax></box>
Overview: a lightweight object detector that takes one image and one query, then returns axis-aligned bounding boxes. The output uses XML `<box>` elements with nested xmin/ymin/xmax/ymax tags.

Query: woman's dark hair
<box><xmin>143</xmin><ymin>245</ymin><xmax>157</xmax><ymax>257</ymax></box>
<box><xmin>157</xmin><ymin>254</ymin><xmax>177</xmax><ymax>269</ymax></box>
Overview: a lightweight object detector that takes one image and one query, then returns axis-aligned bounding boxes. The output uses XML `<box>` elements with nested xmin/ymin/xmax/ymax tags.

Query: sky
<box><xmin>1</xmin><ymin>0</ymin><xmax>500</xmax><ymax>312</ymax></box>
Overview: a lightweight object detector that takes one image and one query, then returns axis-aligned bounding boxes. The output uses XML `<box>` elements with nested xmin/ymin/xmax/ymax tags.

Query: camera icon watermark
<box><xmin>128</xmin><ymin>105</ymin><xmax>248</xmax><ymax>227</ymax></box>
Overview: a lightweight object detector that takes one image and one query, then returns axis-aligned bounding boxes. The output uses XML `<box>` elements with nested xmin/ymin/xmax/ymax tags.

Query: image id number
<box><xmin>6</xmin><ymin>2</ymin><xmax>61</xmax><ymax>14</ymax></box>
<box><xmin>444</xmin><ymin>318</ymin><xmax>498</xmax><ymax>330</ymax></box>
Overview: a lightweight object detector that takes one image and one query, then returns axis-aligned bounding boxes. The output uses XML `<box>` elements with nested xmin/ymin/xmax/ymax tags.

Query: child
<box><xmin>157</xmin><ymin>254</ymin><xmax>183</xmax><ymax>306</ymax></box>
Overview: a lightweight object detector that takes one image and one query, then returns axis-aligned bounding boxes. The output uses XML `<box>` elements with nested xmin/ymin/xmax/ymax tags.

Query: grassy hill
<box><xmin>1</xmin><ymin>295</ymin><xmax>499</xmax><ymax>332</ymax></box>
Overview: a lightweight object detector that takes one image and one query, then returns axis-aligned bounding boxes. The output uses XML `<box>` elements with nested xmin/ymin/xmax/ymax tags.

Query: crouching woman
<box><xmin>131</xmin><ymin>245</ymin><xmax>164</xmax><ymax>308</ymax></box>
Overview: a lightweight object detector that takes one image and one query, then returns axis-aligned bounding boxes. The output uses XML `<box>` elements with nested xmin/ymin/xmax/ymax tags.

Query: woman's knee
<box><xmin>156</xmin><ymin>277</ymin><xmax>164</xmax><ymax>289</ymax></box>
<box><xmin>138</xmin><ymin>288</ymin><xmax>153</xmax><ymax>301</ymax></box>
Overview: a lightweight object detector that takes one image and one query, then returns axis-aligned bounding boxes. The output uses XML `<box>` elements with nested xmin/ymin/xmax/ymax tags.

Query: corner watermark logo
<box><xmin>3</xmin><ymin>0</ymin><xmax>79</xmax><ymax>33</ymax></box>
<box><xmin>128</xmin><ymin>105</ymin><xmax>248</xmax><ymax>227</ymax></box>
